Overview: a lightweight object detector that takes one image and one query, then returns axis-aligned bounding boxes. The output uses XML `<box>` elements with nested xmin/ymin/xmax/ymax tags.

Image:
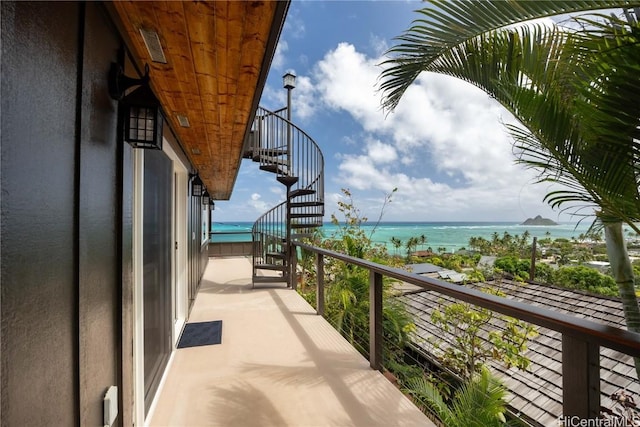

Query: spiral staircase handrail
<box><xmin>250</xmin><ymin>106</ymin><xmax>324</xmax><ymax>285</ymax></box>
<box><xmin>255</xmin><ymin>107</ymin><xmax>323</xmax><ymax>160</ymax></box>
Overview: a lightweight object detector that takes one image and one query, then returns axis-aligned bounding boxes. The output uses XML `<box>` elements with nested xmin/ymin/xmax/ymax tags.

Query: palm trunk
<box><xmin>604</xmin><ymin>221</ymin><xmax>640</xmax><ymax>380</ymax></box>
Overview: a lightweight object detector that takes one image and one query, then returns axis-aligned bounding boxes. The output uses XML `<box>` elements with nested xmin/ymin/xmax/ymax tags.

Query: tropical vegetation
<box><xmin>298</xmin><ymin>188</ymin><xmax>415</xmax><ymax>364</ymax></box>
<box><xmin>297</xmin><ymin>188</ymin><xmax>540</xmax><ymax>425</ymax></box>
<box><xmin>430</xmin><ymin>290</ymin><xmax>538</xmax><ymax>380</ymax></box>
<box><xmin>380</xmin><ymin>0</ymin><xmax>640</xmax><ymax>379</ymax></box>
<box><xmin>406</xmin><ymin>365</ymin><xmax>509</xmax><ymax>427</ymax></box>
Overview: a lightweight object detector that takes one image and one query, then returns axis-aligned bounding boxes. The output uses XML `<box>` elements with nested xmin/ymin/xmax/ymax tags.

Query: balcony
<box><xmin>148</xmin><ymin>256</ymin><xmax>435</xmax><ymax>426</ymax></box>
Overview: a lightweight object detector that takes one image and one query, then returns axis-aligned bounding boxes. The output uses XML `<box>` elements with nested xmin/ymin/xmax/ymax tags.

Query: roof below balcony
<box><xmin>402</xmin><ymin>278</ymin><xmax>640</xmax><ymax>426</ymax></box>
<box><xmin>107</xmin><ymin>1</ymin><xmax>288</xmax><ymax>199</ymax></box>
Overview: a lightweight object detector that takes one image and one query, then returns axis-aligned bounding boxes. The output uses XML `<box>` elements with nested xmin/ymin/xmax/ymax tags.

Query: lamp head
<box><xmin>283</xmin><ymin>72</ymin><xmax>296</xmax><ymax>90</ymax></box>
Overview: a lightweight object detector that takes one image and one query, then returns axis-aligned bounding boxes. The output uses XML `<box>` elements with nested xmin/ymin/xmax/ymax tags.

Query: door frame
<box><xmin>132</xmin><ymin>148</ymin><xmax>145</xmax><ymax>426</ymax></box>
<box><xmin>164</xmin><ymin>141</ymin><xmax>189</xmax><ymax>344</ymax></box>
<box><xmin>132</xmin><ymin>138</ymin><xmax>190</xmax><ymax>425</ymax></box>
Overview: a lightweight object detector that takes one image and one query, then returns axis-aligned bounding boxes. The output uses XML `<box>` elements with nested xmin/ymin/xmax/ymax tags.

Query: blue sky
<box><xmin>213</xmin><ymin>0</ymin><xmax>580</xmax><ymax>223</ymax></box>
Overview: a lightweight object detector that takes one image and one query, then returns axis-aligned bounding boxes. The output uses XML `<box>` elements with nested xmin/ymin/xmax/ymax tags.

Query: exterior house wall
<box><xmin>78</xmin><ymin>4</ymin><xmax>122</xmax><ymax>425</ymax></box>
<box><xmin>1</xmin><ymin>3</ymin><xmax>123</xmax><ymax>425</ymax></box>
<box><xmin>1</xmin><ymin>3</ymin><xmax>82</xmax><ymax>425</ymax></box>
<box><xmin>1</xmin><ymin>2</ymin><xmax>208</xmax><ymax>425</ymax></box>
<box><xmin>187</xmin><ymin>181</ymin><xmax>209</xmax><ymax>309</ymax></box>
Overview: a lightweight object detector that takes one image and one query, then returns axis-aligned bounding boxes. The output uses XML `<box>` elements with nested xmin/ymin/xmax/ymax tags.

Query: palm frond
<box><xmin>450</xmin><ymin>366</ymin><xmax>508</xmax><ymax>427</ymax></box>
<box><xmin>405</xmin><ymin>376</ymin><xmax>456</xmax><ymax>426</ymax></box>
<box><xmin>406</xmin><ymin>366</ymin><xmax>509</xmax><ymax>427</ymax></box>
<box><xmin>379</xmin><ymin>0</ymin><xmax>639</xmax><ymax>111</ymax></box>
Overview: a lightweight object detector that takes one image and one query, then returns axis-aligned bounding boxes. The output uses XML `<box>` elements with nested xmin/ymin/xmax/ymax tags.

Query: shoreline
<box><xmin>211</xmin><ymin>221</ymin><xmax>606</xmax><ymax>252</ymax></box>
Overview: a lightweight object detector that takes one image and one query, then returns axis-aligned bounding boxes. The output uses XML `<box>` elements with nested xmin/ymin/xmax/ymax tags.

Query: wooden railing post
<box><xmin>316</xmin><ymin>253</ymin><xmax>324</xmax><ymax>316</ymax></box>
<box><xmin>290</xmin><ymin>243</ymin><xmax>297</xmax><ymax>291</ymax></box>
<box><xmin>562</xmin><ymin>334</ymin><xmax>600</xmax><ymax>419</ymax></box>
<box><xmin>529</xmin><ymin>236</ymin><xmax>537</xmax><ymax>281</ymax></box>
<box><xmin>369</xmin><ymin>270</ymin><xmax>383</xmax><ymax>371</ymax></box>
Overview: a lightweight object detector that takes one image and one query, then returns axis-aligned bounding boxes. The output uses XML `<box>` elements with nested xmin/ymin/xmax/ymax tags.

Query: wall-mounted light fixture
<box><xmin>191</xmin><ymin>176</ymin><xmax>203</xmax><ymax>197</ymax></box>
<box><xmin>109</xmin><ymin>63</ymin><xmax>163</xmax><ymax>150</ymax></box>
<box><xmin>209</xmin><ymin>200</ymin><xmax>215</xmax><ymax>211</ymax></box>
<box><xmin>202</xmin><ymin>191</ymin><xmax>210</xmax><ymax>206</ymax></box>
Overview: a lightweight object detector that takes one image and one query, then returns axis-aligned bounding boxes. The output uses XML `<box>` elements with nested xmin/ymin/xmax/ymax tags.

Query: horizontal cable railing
<box><xmin>292</xmin><ymin>240</ymin><xmax>640</xmax><ymax>422</ymax></box>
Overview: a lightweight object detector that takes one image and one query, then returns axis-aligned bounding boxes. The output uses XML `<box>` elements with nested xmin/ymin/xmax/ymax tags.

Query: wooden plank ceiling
<box><xmin>110</xmin><ymin>1</ymin><xmax>287</xmax><ymax>199</ymax></box>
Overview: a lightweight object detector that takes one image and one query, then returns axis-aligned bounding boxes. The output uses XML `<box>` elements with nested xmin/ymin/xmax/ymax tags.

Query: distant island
<box><xmin>521</xmin><ymin>215</ymin><xmax>558</xmax><ymax>226</ymax></box>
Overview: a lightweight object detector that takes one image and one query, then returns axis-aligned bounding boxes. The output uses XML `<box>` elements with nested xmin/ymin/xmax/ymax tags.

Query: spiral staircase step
<box><xmin>291</xmin><ymin>223</ymin><xmax>322</xmax><ymax>229</ymax></box>
<box><xmin>291</xmin><ymin>213</ymin><xmax>324</xmax><ymax>218</ymax></box>
<box><xmin>266</xmin><ymin>251</ymin><xmax>286</xmax><ymax>259</ymax></box>
<box><xmin>260</xmin><ymin>164</ymin><xmax>288</xmax><ymax>175</ymax></box>
<box><xmin>254</xmin><ymin>155</ymin><xmax>289</xmax><ymax>166</ymax></box>
<box><xmin>255</xmin><ymin>263</ymin><xmax>286</xmax><ymax>271</ymax></box>
<box><xmin>290</xmin><ymin>201</ymin><xmax>324</xmax><ymax>208</ymax></box>
<box><xmin>289</xmin><ymin>188</ymin><xmax>315</xmax><ymax>198</ymax></box>
<box><xmin>252</xmin><ymin>275</ymin><xmax>288</xmax><ymax>284</ymax></box>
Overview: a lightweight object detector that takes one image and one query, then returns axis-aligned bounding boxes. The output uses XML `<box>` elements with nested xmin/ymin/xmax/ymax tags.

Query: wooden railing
<box><xmin>292</xmin><ymin>241</ymin><xmax>640</xmax><ymax>421</ymax></box>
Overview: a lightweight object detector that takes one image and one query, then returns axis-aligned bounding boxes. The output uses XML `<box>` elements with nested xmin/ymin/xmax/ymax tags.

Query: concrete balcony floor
<box><xmin>149</xmin><ymin>256</ymin><xmax>434</xmax><ymax>427</ymax></box>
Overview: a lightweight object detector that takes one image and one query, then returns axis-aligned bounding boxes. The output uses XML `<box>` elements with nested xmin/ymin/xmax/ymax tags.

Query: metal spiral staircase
<box><xmin>244</xmin><ymin>106</ymin><xmax>324</xmax><ymax>287</ymax></box>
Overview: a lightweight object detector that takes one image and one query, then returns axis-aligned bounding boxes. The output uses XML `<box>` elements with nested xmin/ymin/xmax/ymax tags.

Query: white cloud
<box><xmin>269</xmin><ymin>186</ymin><xmax>286</xmax><ymax>199</ymax></box>
<box><xmin>249</xmin><ymin>193</ymin><xmax>269</xmax><ymax>212</ymax></box>
<box><xmin>272</xmin><ymin>40</ymin><xmax>288</xmax><ymax>71</ymax></box>
<box><xmin>314</xmin><ymin>43</ymin><xmax>382</xmax><ymax>124</ymax></box>
<box><xmin>291</xmin><ymin>75</ymin><xmax>318</xmax><ymax>121</ymax></box>
<box><xmin>283</xmin><ymin>10</ymin><xmax>306</xmax><ymax>39</ymax></box>
<box><xmin>311</xmin><ymin>42</ymin><xmax>571</xmax><ymax>221</ymax></box>
<box><xmin>369</xmin><ymin>34</ymin><xmax>388</xmax><ymax>57</ymax></box>
<box><xmin>366</xmin><ymin>139</ymin><xmax>397</xmax><ymax>164</ymax></box>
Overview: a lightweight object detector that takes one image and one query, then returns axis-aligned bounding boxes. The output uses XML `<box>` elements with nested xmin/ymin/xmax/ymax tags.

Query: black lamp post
<box><xmin>282</xmin><ymin>72</ymin><xmax>296</xmax><ymax>287</ymax></box>
<box><xmin>282</xmin><ymin>72</ymin><xmax>296</xmax><ymax>122</ymax></box>
<box><xmin>282</xmin><ymin>72</ymin><xmax>296</xmax><ymax>169</ymax></box>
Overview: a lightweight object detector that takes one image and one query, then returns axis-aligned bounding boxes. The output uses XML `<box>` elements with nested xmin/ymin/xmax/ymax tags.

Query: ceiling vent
<box><xmin>139</xmin><ymin>28</ymin><xmax>167</xmax><ymax>64</ymax></box>
<box><xmin>176</xmin><ymin>114</ymin><xmax>190</xmax><ymax>128</ymax></box>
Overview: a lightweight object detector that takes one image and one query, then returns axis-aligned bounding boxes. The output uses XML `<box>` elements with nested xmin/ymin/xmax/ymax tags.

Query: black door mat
<box><xmin>177</xmin><ymin>320</ymin><xmax>222</xmax><ymax>348</ymax></box>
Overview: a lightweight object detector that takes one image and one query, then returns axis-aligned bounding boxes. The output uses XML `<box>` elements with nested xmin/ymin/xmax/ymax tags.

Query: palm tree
<box><xmin>406</xmin><ymin>236</ymin><xmax>419</xmax><ymax>258</ymax></box>
<box><xmin>380</xmin><ymin>0</ymin><xmax>640</xmax><ymax>378</ymax></box>
<box><xmin>390</xmin><ymin>236</ymin><xmax>403</xmax><ymax>256</ymax></box>
<box><xmin>419</xmin><ymin>233</ymin><xmax>427</xmax><ymax>250</ymax></box>
<box><xmin>406</xmin><ymin>365</ymin><xmax>508</xmax><ymax>427</ymax></box>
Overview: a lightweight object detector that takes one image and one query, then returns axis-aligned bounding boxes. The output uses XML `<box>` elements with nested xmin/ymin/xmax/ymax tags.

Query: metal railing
<box><xmin>292</xmin><ymin>240</ymin><xmax>640</xmax><ymax>421</ymax></box>
<box><xmin>249</xmin><ymin>107</ymin><xmax>324</xmax><ymax>202</ymax></box>
<box><xmin>252</xmin><ymin>201</ymin><xmax>287</xmax><ymax>269</ymax></box>
<box><xmin>250</xmin><ymin>106</ymin><xmax>324</xmax><ymax>283</ymax></box>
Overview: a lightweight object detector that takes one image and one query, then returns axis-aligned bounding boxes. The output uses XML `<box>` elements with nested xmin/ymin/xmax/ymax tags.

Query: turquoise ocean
<box><xmin>211</xmin><ymin>221</ymin><xmax>594</xmax><ymax>253</ymax></box>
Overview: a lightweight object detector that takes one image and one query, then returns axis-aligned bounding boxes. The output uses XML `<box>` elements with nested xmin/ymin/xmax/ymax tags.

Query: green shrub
<box><xmin>552</xmin><ymin>266</ymin><xmax>618</xmax><ymax>297</ymax></box>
